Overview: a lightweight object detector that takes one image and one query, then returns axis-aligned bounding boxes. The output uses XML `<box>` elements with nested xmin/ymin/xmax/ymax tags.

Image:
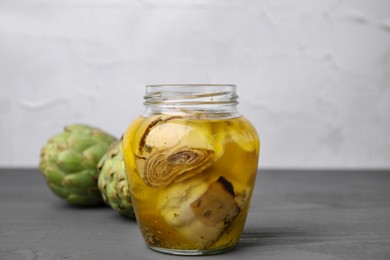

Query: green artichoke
<box><xmin>39</xmin><ymin>124</ymin><xmax>117</xmax><ymax>206</ymax></box>
<box><xmin>97</xmin><ymin>139</ymin><xmax>135</xmax><ymax>218</ymax></box>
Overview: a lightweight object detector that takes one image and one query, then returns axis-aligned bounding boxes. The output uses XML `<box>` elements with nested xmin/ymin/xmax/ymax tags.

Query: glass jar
<box><xmin>123</xmin><ymin>84</ymin><xmax>260</xmax><ymax>255</ymax></box>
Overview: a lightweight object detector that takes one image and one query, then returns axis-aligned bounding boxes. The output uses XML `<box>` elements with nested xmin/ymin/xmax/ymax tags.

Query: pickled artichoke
<box><xmin>98</xmin><ymin>139</ymin><xmax>135</xmax><ymax>218</ymax></box>
<box><xmin>134</xmin><ymin>115</ymin><xmax>223</xmax><ymax>188</ymax></box>
<box><xmin>39</xmin><ymin>125</ymin><xmax>117</xmax><ymax>206</ymax></box>
<box><xmin>158</xmin><ymin>176</ymin><xmax>246</xmax><ymax>248</ymax></box>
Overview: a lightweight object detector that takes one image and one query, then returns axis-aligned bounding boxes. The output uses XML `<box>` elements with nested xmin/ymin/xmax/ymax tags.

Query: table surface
<box><xmin>1</xmin><ymin>169</ymin><xmax>389</xmax><ymax>260</ymax></box>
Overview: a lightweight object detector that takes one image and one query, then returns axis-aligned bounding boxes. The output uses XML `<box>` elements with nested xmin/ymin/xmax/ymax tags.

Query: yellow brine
<box><xmin>123</xmin><ymin>114</ymin><xmax>260</xmax><ymax>254</ymax></box>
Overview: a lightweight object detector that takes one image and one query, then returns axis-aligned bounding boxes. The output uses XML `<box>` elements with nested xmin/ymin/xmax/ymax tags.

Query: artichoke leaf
<box><xmin>67</xmin><ymin>136</ymin><xmax>96</xmax><ymax>152</ymax></box>
<box><xmin>56</xmin><ymin>150</ymin><xmax>85</xmax><ymax>172</ymax></box>
<box><xmin>83</xmin><ymin>144</ymin><xmax>111</xmax><ymax>166</ymax></box>
<box><xmin>44</xmin><ymin>167</ymin><xmax>64</xmax><ymax>186</ymax></box>
<box><xmin>67</xmin><ymin>194</ymin><xmax>101</xmax><ymax>206</ymax></box>
<box><xmin>63</xmin><ymin>170</ymin><xmax>97</xmax><ymax>193</ymax></box>
<box><xmin>48</xmin><ymin>183</ymin><xmax>69</xmax><ymax>199</ymax></box>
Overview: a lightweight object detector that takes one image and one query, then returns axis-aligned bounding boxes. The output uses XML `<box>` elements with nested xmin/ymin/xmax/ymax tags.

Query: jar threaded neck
<box><xmin>143</xmin><ymin>84</ymin><xmax>240</xmax><ymax>119</ymax></box>
<box><xmin>144</xmin><ymin>84</ymin><xmax>238</xmax><ymax>106</ymax></box>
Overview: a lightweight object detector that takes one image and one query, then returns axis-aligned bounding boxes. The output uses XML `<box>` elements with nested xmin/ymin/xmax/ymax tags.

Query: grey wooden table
<box><xmin>1</xmin><ymin>169</ymin><xmax>389</xmax><ymax>260</ymax></box>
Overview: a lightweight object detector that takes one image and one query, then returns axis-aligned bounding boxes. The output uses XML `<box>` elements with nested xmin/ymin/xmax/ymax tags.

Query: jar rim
<box><xmin>144</xmin><ymin>84</ymin><xmax>238</xmax><ymax>106</ymax></box>
<box><xmin>146</xmin><ymin>84</ymin><xmax>236</xmax><ymax>88</ymax></box>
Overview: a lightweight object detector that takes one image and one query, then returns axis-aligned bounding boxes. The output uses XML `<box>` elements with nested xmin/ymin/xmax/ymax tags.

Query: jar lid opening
<box><xmin>144</xmin><ymin>84</ymin><xmax>238</xmax><ymax>106</ymax></box>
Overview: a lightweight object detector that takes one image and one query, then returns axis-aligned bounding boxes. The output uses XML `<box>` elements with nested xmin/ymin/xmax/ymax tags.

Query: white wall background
<box><xmin>0</xmin><ymin>0</ymin><xmax>389</xmax><ymax>169</ymax></box>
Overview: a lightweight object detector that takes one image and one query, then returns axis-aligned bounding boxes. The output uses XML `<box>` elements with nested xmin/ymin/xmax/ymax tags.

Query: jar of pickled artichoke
<box><xmin>123</xmin><ymin>84</ymin><xmax>260</xmax><ymax>255</ymax></box>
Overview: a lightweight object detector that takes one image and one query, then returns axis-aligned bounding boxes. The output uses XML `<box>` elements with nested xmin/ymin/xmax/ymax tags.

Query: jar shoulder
<box><xmin>123</xmin><ymin>115</ymin><xmax>260</xmax><ymax>149</ymax></box>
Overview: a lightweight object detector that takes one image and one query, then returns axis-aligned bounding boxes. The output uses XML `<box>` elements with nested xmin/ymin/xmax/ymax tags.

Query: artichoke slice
<box><xmin>190</xmin><ymin>176</ymin><xmax>239</xmax><ymax>227</ymax></box>
<box><xmin>142</xmin><ymin>146</ymin><xmax>214</xmax><ymax>188</ymax></box>
<box><xmin>158</xmin><ymin>176</ymin><xmax>245</xmax><ymax>248</ymax></box>
<box><xmin>135</xmin><ymin>115</ymin><xmax>221</xmax><ymax>188</ymax></box>
<box><xmin>226</xmin><ymin>119</ymin><xmax>257</xmax><ymax>152</ymax></box>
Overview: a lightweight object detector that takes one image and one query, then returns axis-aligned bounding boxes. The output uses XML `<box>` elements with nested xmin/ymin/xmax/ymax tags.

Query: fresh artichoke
<box><xmin>97</xmin><ymin>139</ymin><xmax>135</xmax><ymax>218</ymax></box>
<box><xmin>39</xmin><ymin>124</ymin><xmax>117</xmax><ymax>206</ymax></box>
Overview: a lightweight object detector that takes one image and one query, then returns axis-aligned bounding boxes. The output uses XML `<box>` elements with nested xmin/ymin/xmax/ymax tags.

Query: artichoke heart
<box><xmin>135</xmin><ymin>115</ymin><xmax>221</xmax><ymax>188</ymax></box>
<box><xmin>159</xmin><ymin>177</ymin><xmax>245</xmax><ymax>248</ymax></box>
<box><xmin>190</xmin><ymin>176</ymin><xmax>239</xmax><ymax>227</ymax></box>
<box><xmin>143</xmin><ymin>146</ymin><xmax>214</xmax><ymax>188</ymax></box>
